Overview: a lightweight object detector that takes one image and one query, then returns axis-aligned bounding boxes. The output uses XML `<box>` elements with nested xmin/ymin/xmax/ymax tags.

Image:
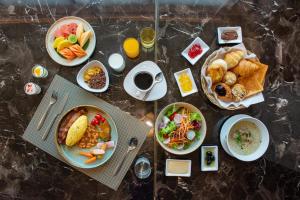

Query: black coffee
<box><xmin>134</xmin><ymin>72</ymin><xmax>153</xmax><ymax>90</ymax></box>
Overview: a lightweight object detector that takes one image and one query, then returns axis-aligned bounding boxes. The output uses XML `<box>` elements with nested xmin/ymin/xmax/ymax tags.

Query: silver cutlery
<box><xmin>142</xmin><ymin>72</ymin><xmax>163</xmax><ymax>101</ymax></box>
<box><xmin>42</xmin><ymin>93</ymin><xmax>69</xmax><ymax>141</ymax></box>
<box><xmin>37</xmin><ymin>91</ymin><xmax>57</xmax><ymax>130</ymax></box>
<box><xmin>113</xmin><ymin>137</ymin><xmax>138</xmax><ymax>176</ymax></box>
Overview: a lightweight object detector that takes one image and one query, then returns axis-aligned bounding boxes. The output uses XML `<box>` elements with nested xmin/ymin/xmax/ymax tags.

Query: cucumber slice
<box><xmin>68</xmin><ymin>34</ymin><xmax>77</xmax><ymax>44</ymax></box>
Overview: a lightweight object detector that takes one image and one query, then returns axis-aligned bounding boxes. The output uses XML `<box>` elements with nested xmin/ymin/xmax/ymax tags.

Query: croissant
<box><xmin>232</xmin><ymin>59</ymin><xmax>261</xmax><ymax>77</ymax></box>
<box><xmin>224</xmin><ymin>50</ymin><xmax>245</xmax><ymax>69</ymax></box>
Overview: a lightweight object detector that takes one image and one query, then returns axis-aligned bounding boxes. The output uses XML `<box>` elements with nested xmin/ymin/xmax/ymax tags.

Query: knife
<box><xmin>42</xmin><ymin>93</ymin><xmax>69</xmax><ymax>140</ymax></box>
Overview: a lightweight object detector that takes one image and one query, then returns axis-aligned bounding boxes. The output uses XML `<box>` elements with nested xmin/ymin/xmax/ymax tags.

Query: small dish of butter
<box><xmin>165</xmin><ymin>159</ymin><xmax>191</xmax><ymax>177</ymax></box>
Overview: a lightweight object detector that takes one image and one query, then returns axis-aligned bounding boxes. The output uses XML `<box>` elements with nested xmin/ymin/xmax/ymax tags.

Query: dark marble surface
<box><xmin>0</xmin><ymin>0</ymin><xmax>299</xmax><ymax>200</ymax></box>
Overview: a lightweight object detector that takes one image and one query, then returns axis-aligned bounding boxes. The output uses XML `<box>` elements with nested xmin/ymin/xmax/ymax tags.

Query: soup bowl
<box><xmin>225</xmin><ymin>116</ymin><xmax>269</xmax><ymax>162</ymax></box>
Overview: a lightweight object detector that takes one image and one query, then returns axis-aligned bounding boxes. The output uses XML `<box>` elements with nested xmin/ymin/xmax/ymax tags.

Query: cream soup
<box><xmin>228</xmin><ymin>121</ymin><xmax>261</xmax><ymax>155</ymax></box>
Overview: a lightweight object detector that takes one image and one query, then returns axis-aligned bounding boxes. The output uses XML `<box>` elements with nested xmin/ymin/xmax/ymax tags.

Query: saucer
<box><xmin>123</xmin><ymin>61</ymin><xmax>167</xmax><ymax>101</ymax></box>
<box><xmin>219</xmin><ymin>114</ymin><xmax>249</xmax><ymax>157</ymax></box>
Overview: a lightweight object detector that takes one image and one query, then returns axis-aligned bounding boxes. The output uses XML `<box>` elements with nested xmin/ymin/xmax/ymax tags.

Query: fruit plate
<box><xmin>55</xmin><ymin>105</ymin><xmax>118</xmax><ymax>169</ymax></box>
<box><xmin>45</xmin><ymin>16</ymin><xmax>96</xmax><ymax>67</ymax></box>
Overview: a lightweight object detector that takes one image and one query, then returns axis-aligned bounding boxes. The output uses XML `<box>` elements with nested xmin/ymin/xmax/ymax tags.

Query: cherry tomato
<box><xmin>169</xmin><ymin>112</ymin><xmax>177</xmax><ymax>121</ymax></box>
<box><xmin>100</xmin><ymin>117</ymin><xmax>106</xmax><ymax>123</ymax></box>
<box><xmin>91</xmin><ymin>118</ymin><xmax>99</xmax><ymax>126</ymax></box>
<box><xmin>95</xmin><ymin>114</ymin><xmax>102</xmax><ymax>120</ymax></box>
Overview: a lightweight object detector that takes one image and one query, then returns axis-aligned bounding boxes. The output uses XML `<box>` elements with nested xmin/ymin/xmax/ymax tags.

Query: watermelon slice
<box><xmin>54</xmin><ymin>23</ymin><xmax>78</xmax><ymax>38</ymax></box>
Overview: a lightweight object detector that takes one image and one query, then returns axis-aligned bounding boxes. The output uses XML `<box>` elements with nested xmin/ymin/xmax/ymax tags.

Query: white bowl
<box><xmin>76</xmin><ymin>60</ymin><xmax>109</xmax><ymax>93</ymax></box>
<box><xmin>181</xmin><ymin>37</ymin><xmax>210</xmax><ymax>65</ymax></box>
<box><xmin>155</xmin><ymin>102</ymin><xmax>207</xmax><ymax>155</ymax></box>
<box><xmin>225</xmin><ymin>116</ymin><xmax>269</xmax><ymax>162</ymax></box>
<box><xmin>45</xmin><ymin>16</ymin><xmax>96</xmax><ymax>67</ymax></box>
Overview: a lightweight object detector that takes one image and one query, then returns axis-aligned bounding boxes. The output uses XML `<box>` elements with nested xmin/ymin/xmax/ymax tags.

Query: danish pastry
<box><xmin>213</xmin><ymin>83</ymin><xmax>232</xmax><ymax>102</ymax></box>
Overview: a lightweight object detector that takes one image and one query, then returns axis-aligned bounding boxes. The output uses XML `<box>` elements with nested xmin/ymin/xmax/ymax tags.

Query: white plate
<box><xmin>123</xmin><ymin>61</ymin><xmax>167</xmax><ymax>101</ymax></box>
<box><xmin>174</xmin><ymin>68</ymin><xmax>198</xmax><ymax>97</ymax></box>
<box><xmin>165</xmin><ymin>159</ymin><xmax>191</xmax><ymax>177</ymax></box>
<box><xmin>201</xmin><ymin>146</ymin><xmax>218</xmax><ymax>171</ymax></box>
<box><xmin>45</xmin><ymin>16</ymin><xmax>96</xmax><ymax>67</ymax></box>
<box><xmin>181</xmin><ymin>37</ymin><xmax>210</xmax><ymax>65</ymax></box>
<box><xmin>217</xmin><ymin>26</ymin><xmax>242</xmax><ymax>44</ymax></box>
<box><xmin>76</xmin><ymin>60</ymin><xmax>109</xmax><ymax>93</ymax></box>
<box><xmin>220</xmin><ymin>114</ymin><xmax>249</xmax><ymax>157</ymax></box>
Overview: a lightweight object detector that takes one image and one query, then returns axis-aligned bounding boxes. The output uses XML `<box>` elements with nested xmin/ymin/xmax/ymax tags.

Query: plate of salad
<box><xmin>45</xmin><ymin>16</ymin><xmax>96</xmax><ymax>67</ymax></box>
<box><xmin>155</xmin><ymin>102</ymin><xmax>207</xmax><ymax>155</ymax></box>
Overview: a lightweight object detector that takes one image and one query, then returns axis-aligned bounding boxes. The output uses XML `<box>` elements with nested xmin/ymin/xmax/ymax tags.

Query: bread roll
<box><xmin>224</xmin><ymin>50</ymin><xmax>245</xmax><ymax>69</ymax></box>
<box><xmin>223</xmin><ymin>71</ymin><xmax>237</xmax><ymax>86</ymax></box>
<box><xmin>206</xmin><ymin>59</ymin><xmax>227</xmax><ymax>84</ymax></box>
<box><xmin>232</xmin><ymin>59</ymin><xmax>261</xmax><ymax>77</ymax></box>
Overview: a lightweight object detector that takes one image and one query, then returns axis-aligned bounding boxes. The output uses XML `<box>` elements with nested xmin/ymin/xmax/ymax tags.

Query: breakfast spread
<box><xmin>53</xmin><ymin>22</ymin><xmax>92</xmax><ymax>60</ymax></box>
<box><xmin>57</xmin><ymin>107</ymin><xmax>114</xmax><ymax>164</ymax></box>
<box><xmin>205</xmin><ymin>48</ymin><xmax>268</xmax><ymax>103</ymax></box>
<box><xmin>157</xmin><ymin>105</ymin><xmax>202</xmax><ymax>150</ymax></box>
<box><xmin>83</xmin><ymin>66</ymin><xmax>106</xmax><ymax>89</ymax></box>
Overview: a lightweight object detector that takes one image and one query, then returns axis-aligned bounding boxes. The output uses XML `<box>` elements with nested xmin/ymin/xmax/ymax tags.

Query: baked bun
<box><xmin>213</xmin><ymin>83</ymin><xmax>232</xmax><ymax>102</ymax></box>
<box><xmin>231</xmin><ymin>84</ymin><xmax>247</xmax><ymax>101</ymax></box>
<box><xmin>223</xmin><ymin>71</ymin><xmax>237</xmax><ymax>86</ymax></box>
<box><xmin>206</xmin><ymin>59</ymin><xmax>228</xmax><ymax>84</ymax></box>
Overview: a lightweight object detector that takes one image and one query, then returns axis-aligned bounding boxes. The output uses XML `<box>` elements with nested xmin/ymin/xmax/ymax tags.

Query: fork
<box><xmin>37</xmin><ymin>91</ymin><xmax>57</xmax><ymax>130</ymax></box>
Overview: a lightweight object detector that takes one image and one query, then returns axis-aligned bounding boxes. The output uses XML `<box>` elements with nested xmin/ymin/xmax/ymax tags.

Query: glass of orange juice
<box><xmin>123</xmin><ymin>38</ymin><xmax>140</xmax><ymax>58</ymax></box>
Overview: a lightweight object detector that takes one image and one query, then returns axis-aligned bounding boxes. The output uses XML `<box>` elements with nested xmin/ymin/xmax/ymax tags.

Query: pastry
<box><xmin>232</xmin><ymin>59</ymin><xmax>261</xmax><ymax>77</ymax></box>
<box><xmin>231</xmin><ymin>84</ymin><xmax>247</xmax><ymax>101</ymax></box>
<box><xmin>213</xmin><ymin>83</ymin><xmax>232</xmax><ymax>102</ymax></box>
<box><xmin>224</xmin><ymin>50</ymin><xmax>245</xmax><ymax>69</ymax></box>
<box><xmin>206</xmin><ymin>59</ymin><xmax>227</xmax><ymax>84</ymax></box>
<box><xmin>237</xmin><ymin>62</ymin><xmax>268</xmax><ymax>97</ymax></box>
<box><xmin>223</xmin><ymin>71</ymin><xmax>237</xmax><ymax>86</ymax></box>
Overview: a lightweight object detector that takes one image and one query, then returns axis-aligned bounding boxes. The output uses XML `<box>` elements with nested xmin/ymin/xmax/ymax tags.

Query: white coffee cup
<box><xmin>225</xmin><ymin>116</ymin><xmax>269</xmax><ymax>162</ymax></box>
<box><xmin>132</xmin><ymin>71</ymin><xmax>154</xmax><ymax>97</ymax></box>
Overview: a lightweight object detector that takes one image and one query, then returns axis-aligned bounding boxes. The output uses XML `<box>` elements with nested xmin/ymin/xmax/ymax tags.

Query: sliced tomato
<box><xmin>169</xmin><ymin>112</ymin><xmax>177</xmax><ymax>121</ymax></box>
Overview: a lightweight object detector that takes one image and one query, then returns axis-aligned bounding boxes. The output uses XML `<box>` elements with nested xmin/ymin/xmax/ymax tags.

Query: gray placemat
<box><xmin>22</xmin><ymin>75</ymin><xmax>150</xmax><ymax>190</ymax></box>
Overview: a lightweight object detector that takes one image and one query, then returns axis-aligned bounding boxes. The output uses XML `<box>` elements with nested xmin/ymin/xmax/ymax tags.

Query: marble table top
<box><xmin>0</xmin><ymin>0</ymin><xmax>299</xmax><ymax>199</ymax></box>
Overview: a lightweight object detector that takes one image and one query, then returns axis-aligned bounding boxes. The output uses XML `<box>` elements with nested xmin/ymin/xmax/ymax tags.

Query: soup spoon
<box><xmin>142</xmin><ymin>72</ymin><xmax>163</xmax><ymax>101</ymax></box>
<box><xmin>113</xmin><ymin>137</ymin><xmax>138</xmax><ymax>176</ymax></box>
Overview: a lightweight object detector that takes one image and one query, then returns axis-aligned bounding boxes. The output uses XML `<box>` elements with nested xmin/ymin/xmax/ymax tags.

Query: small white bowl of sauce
<box><xmin>165</xmin><ymin>159</ymin><xmax>191</xmax><ymax>177</ymax></box>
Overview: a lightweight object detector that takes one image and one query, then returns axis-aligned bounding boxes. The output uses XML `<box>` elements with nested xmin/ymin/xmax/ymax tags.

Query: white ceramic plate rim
<box><xmin>217</xmin><ymin>26</ymin><xmax>242</xmax><ymax>44</ymax></box>
<box><xmin>165</xmin><ymin>159</ymin><xmax>191</xmax><ymax>177</ymax></box>
<box><xmin>174</xmin><ymin>68</ymin><xmax>198</xmax><ymax>97</ymax></box>
<box><xmin>45</xmin><ymin>16</ymin><xmax>96</xmax><ymax>67</ymax></box>
<box><xmin>201</xmin><ymin>145</ymin><xmax>218</xmax><ymax>171</ymax></box>
<box><xmin>76</xmin><ymin>60</ymin><xmax>109</xmax><ymax>93</ymax></box>
<box><xmin>181</xmin><ymin>37</ymin><xmax>210</xmax><ymax>65</ymax></box>
<box><xmin>155</xmin><ymin>102</ymin><xmax>207</xmax><ymax>155</ymax></box>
